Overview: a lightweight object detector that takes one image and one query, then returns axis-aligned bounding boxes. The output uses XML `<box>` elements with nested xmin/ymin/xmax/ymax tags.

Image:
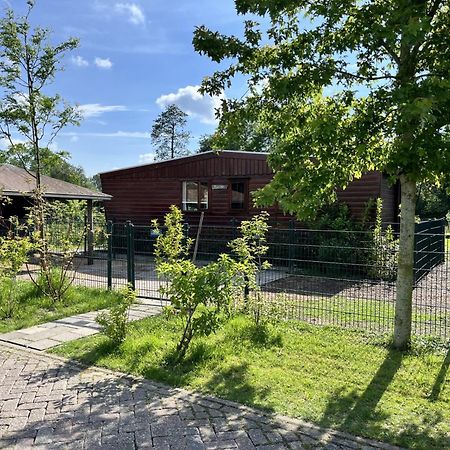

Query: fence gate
<box><xmin>414</xmin><ymin>218</ymin><xmax>446</xmax><ymax>282</ymax></box>
<box><xmin>106</xmin><ymin>221</ymin><xmax>166</xmax><ymax>300</ymax></box>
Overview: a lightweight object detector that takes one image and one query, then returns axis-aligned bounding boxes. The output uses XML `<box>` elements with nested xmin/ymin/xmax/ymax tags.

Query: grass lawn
<box><xmin>0</xmin><ymin>280</ymin><xmax>122</xmax><ymax>333</ymax></box>
<box><xmin>52</xmin><ymin>314</ymin><xmax>450</xmax><ymax>449</ymax></box>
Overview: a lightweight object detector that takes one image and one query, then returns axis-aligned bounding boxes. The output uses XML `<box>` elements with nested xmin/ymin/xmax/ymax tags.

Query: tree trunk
<box><xmin>171</xmin><ymin>123</ymin><xmax>175</xmax><ymax>159</ymax></box>
<box><xmin>394</xmin><ymin>175</ymin><xmax>417</xmax><ymax>350</ymax></box>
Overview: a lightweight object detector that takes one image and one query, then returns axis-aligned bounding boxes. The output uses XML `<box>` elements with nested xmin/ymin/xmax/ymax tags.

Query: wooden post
<box><xmin>107</xmin><ymin>220</ymin><xmax>113</xmax><ymax>290</ymax></box>
<box><xmin>87</xmin><ymin>199</ymin><xmax>94</xmax><ymax>265</ymax></box>
<box><xmin>192</xmin><ymin>212</ymin><xmax>204</xmax><ymax>264</ymax></box>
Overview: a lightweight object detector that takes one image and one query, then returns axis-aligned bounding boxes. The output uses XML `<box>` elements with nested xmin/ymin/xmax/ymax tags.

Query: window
<box><xmin>230</xmin><ymin>180</ymin><xmax>247</xmax><ymax>210</ymax></box>
<box><xmin>182</xmin><ymin>181</ymin><xmax>208</xmax><ymax>211</ymax></box>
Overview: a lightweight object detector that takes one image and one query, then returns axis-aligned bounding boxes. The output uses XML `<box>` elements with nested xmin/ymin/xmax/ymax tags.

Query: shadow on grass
<box><xmin>68</xmin><ymin>338</ymin><xmax>118</xmax><ymax>366</ymax></box>
<box><xmin>238</xmin><ymin>322</ymin><xmax>283</xmax><ymax>348</ymax></box>
<box><xmin>319</xmin><ymin>350</ymin><xmax>403</xmax><ymax>434</ymax></box>
<box><xmin>203</xmin><ymin>362</ymin><xmax>274</xmax><ymax>413</ymax></box>
<box><xmin>319</xmin><ymin>350</ymin><xmax>449</xmax><ymax>449</ymax></box>
<box><xmin>429</xmin><ymin>348</ymin><xmax>450</xmax><ymax>402</ymax></box>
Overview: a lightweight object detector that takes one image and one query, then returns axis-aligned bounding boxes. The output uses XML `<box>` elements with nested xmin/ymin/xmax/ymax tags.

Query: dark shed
<box><xmin>100</xmin><ymin>151</ymin><xmax>399</xmax><ymax>225</ymax></box>
<box><xmin>0</xmin><ymin>163</ymin><xmax>112</xmax><ymax>264</ymax></box>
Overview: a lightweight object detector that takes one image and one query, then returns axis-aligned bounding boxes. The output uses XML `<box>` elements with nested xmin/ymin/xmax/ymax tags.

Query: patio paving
<box><xmin>0</xmin><ymin>342</ymin><xmax>403</xmax><ymax>449</ymax></box>
<box><xmin>0</xmin><ymin>299</ymin><xmax>163</xmax><ymax>351</ymax></box>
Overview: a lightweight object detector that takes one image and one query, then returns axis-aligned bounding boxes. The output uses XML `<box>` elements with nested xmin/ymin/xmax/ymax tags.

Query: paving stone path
<box><xmin>0</xmin><ymin>300</ymin><xmax>163</xmax><ymax>350</ymax></box>
<box><xmin>0</xmin><ymin>343</ymin><xmax>402</xmax><ymax>450</ymax></box>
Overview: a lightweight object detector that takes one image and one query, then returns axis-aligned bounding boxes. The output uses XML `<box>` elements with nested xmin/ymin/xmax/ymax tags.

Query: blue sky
<box><xmin>6</xmin><ymin>0</ymin><xmax>248</xmax><ymax>176</ymax></box>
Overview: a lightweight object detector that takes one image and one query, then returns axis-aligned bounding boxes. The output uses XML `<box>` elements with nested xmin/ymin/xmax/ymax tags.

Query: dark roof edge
<box><xmin>2</xmin><ymin>191</ymin><xmax>112</xmax><ymax>201</ymax></box>
<box><xmin>99</xmin><ymin>150</ymin><xmax>269</xmax><ymax>176</ymax></box>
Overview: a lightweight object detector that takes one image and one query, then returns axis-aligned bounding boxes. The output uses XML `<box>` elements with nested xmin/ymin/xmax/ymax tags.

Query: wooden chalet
<box><xmin>100</xmin><ymin>151</ymin><xmax>399</xmax><ymax>226</ymax></box>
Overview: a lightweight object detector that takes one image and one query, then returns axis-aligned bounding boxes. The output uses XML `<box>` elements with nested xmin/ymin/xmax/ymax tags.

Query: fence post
<box><xmin>288</xmin><ymin>219</ymin><xmax>295</xmax><ymax>272</ymax></box>
<box><xmin>126</xmin><ymin>220</ymin><xmax>136</xmax><ymax>290</ymax></box>
<box><xmin>231</xmin><ymin>218</ymin><xmax>237</xmax><ymax>240</ymax></box>
<box><xmin>107</xmin><ymin>220</ymin><xmax>113</xmax><ymax>290</ymax></box>
<box><xmin>87</xmin><ymin>199</ymin><xmax>94</xmax><ymax>265</ymax></box>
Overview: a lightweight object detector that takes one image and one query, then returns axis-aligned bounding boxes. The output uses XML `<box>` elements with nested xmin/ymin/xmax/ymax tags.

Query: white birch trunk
<box><xmin>394</xmin><ymin>176</ymin><xmax>417</xmax><ymax>349</ymax></box>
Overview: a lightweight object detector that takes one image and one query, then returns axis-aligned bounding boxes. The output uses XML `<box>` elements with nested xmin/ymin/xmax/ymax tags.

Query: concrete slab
<box><xmin>0</xmin><ymin>301</ymin><xmax>162</xmax><ymax>350</ymax></box>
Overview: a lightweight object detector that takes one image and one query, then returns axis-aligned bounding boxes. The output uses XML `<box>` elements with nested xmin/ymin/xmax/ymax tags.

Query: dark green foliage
<box><xmin>198</xmin><ymin>111</ymin><xmax>272</xmax><ymax>153</ymax></box>
<box><xmin>416</xmin><ymin>183</ymin><xmax>450</xmax><ymax>220</ymax></box>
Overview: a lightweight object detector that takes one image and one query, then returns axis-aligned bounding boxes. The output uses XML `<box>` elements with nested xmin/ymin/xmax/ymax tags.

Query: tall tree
<box><xmin>194</xmin><ymin>1</ymin><xmax>450</xmax><ymax>349</ymax></box>
<box><xmin>151</xmin><ymin>104</ymin><xmax>190</xmax><ymax>161</ymax></box>
<box><xmin>0</xmin><ymin>1</ymin><xmax>79</xmax><ymax>192</ymax></box>
<box><xmin>0</xmin><ymin>0</ymin><xmax>81</xmax><ymax>302</ymax></box>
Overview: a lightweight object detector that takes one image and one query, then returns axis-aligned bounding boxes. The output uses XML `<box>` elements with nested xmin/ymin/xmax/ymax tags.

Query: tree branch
<box><xmin>381</xmin><ymin>40</ymin><xmax>401</xmax><ymax>66</ymax></box>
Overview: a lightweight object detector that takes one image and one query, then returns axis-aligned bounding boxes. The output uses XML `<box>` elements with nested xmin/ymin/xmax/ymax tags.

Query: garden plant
<box><xmin>152</xmin><ymin>206</ymin><xmax>271</xmax><ymax>362</ymax></box>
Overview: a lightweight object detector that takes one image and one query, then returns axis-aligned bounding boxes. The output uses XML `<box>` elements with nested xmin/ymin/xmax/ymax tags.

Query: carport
<box><xmin>0</xmin><ymin>163</ymin><xmax>111</xmax><ymax>264</ymax></box>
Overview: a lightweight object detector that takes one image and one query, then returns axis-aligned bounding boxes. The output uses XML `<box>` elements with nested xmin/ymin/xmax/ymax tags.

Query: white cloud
<box><xmin>71</xmin><ymin>55</ymin><xmax>89</xmax><ymax>67</ymax></box>
<box><xmin>94</xmin><ymin>57</ymin><xmax>113</xmax><ymax>69</ymax></box>
<box><xmin>70</xmin><ymin>135</ymin><xmax>79</xmax><ymax>143</ymax></box>
<box><xmin>114</xmin><ymin>3</ymin><xmax>145</xmax><ymax>25</ymax></box>
<box><xmin>156</xmin><ymin>85</ymin><xmax>223</xmax><ymax>125</ymax></box>
<box><xmin>77</xmin><ymin>104</ymin><xmax>127</xmax><ymax>118</ymax></box>
<box><xmin>0</xmin><ymin>136</ymin><xmax>27</xmax><ymax>149</ymax></box>
<box><xmin>139</xmin><ymin>153</ymin><xmax>154</xmax><ymax>164</ymax></box>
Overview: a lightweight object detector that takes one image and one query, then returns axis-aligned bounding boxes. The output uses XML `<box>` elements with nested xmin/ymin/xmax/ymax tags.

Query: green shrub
<box><xmin>35</xmin><ymin>267</ymin><xmax>72</xmax><ymax>303</ymax></box>
<box><xmin>228</xmin><ymin>212</ymin><xmax>272</xmax><ymax>325</ymax></box>
<box><xmin>96</xmin><ymin>284</ymin><xmax>136</xmax><ymax>346</ymax></box>
<box><xmin>300</xmin><ymin>203</ymin><xmax>370</xmax><ymax>277</ymax></box>
<box><xmin>153</xmin><ymin>206</ymin><xmax>242</xmax><ymax>363</ymax></box>
<box><xmin>0</xmin><ymin>225</ymin><xmax>33</xmax><ymax>318</ymax></box>
<box><xmin>153</xmin><ymin>207</ymin><xmax>271</xmax><ymax>362</ymax></box>
<box><xmin>368</xmin><ymin>199</ymin><xmax>398</xmax><ymax>280</ymax></box>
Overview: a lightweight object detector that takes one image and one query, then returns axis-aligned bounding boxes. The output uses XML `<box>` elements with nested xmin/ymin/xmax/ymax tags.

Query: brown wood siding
<box><xmin>101</xmin><ymin>152</ymin><xmax>398</xmax><ymax>226</ymax></box>
<box><xmin>380</xmin><ymin>175</ymin><xmax>399</xmax><ymax>223</ymax></box>
<box><xmin>336</xmin><ymin>172</ymin><xmax>383</xmax><ymax>219</ymax></box>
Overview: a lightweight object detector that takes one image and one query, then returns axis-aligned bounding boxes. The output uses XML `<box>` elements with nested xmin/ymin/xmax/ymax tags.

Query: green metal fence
<box><xmin>40</xmin><ymin>216</ymin><xmax>450</xmax><ymax>340</ymax></box>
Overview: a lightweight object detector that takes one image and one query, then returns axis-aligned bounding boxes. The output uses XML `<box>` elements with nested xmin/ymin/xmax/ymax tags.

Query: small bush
<box><xmin>0</xmin><ymin>227</ymin><xmax>33</xmax><ymax>318</ymax></box>
<box><xmin>153</xmin><ymin>207</ymin><xmax>270</xmax><ymax>363</ymax></box>
<box><xmin>368</xmin><ymin>199</ymin><xmax>398</xmax><ymax>280</ymax></box>
<box><xmin>96</xmin><ymin>284</ymin><xmax>136</xmax><ymax>346</ymax></box>
<box><xmin>35</xmin><ymin>267</ymin><xmax>72</xmax><ymax>303</ymax></box>
<box><xmin>228</xmin><ymin>212</ymin><xmax>272</xmax><ymax>326</ymax></box>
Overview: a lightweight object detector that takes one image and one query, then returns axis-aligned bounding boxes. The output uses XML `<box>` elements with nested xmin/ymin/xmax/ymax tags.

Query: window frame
<box><xmin>228</xmin><ymin>178</ymin><xmax>249</xmax><ymax>212</ymax></box>
<box><xmin>181</xmin><ymin>180</ymin><xmax>210</xmax><ymax>212</ymax></box>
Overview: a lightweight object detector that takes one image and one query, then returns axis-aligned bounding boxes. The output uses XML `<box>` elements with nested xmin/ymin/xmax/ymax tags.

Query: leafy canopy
<box><xmin>198</xmin><ymin>111</ymin><xmax>272</xmax><ymax>153</ymax></box>
<box><xmin>194</xmin><ymin>0</ymin><xmax>450</xmax><ymax>218</ymax></box>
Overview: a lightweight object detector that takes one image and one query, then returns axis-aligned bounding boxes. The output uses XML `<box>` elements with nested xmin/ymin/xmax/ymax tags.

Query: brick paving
<box><xmin>0</xmin><ymin>343</ymin><xmax>402</xmax><ymax>450</ymax></box>
<box><xmin>0</xmin><ymin>300</ymin><xmax>162</xmax><ymax>351</ymax></box>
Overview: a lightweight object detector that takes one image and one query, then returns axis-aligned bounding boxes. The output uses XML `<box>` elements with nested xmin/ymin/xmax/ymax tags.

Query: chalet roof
<box><xmin>99</xmin><ymin>150</ymin><xmax>269</xmax><ymax>176</ymax></box>
<box><xmin>0</xmin><ymin>164</ymin><xmax>111</xmax><ymax>201</ymax></box>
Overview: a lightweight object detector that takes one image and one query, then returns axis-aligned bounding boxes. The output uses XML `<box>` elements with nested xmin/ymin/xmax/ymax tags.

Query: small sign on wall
<box><xmin>212</xmin><ymin>184</ymin><xmax>227</xmax><ymax>190</ymax></box>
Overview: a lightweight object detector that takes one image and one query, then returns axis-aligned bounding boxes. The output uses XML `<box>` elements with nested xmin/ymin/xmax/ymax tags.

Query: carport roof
<box><xmin>0</xmin><ymin>164</ymin><xmax>111</xmax><ymax>201</ymax></box>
